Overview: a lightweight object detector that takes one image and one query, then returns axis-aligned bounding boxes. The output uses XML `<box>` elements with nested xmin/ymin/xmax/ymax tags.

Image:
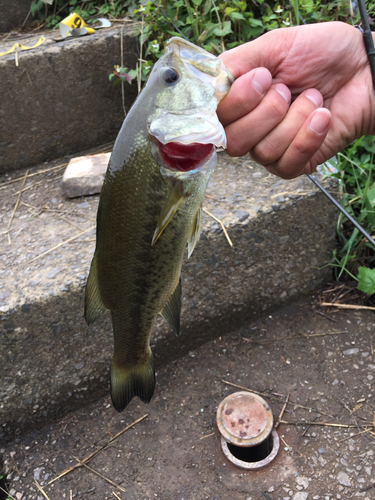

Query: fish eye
<box><xmin>161</xmin><ymin>67</ymin><xmax>180</xmax><ymax>85</ymax></box>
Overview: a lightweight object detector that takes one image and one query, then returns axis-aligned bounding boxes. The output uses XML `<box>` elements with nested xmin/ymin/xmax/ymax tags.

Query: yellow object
<box><xmin>59</xmin><ymin>12</ymin><xmax>95</xmax><ymax>38</ymax></box>
<box><xmin>0</xmin><ymin>36</ymin><xmax>45</xmax><ymax>57</ymax></box>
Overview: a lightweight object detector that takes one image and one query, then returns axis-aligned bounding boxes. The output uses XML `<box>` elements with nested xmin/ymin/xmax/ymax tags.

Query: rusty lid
<box><xmin>216</xmin><ymin>391</ymin><xmax>273</xmax><ymax>447</ymax></box>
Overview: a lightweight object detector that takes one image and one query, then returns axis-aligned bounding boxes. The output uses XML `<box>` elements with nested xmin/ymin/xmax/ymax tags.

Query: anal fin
<box><xmin>84</xmin><ymin>254</ymin><xmax>107</xmax><ymax>325</ymax></box>
<box><xmin>160</xmin><ymin>278</ymin><xmax>181</xmax><ymax>337</ymax></box>
<box><xmin>152</xmin><ymin>181</ymin><xmax>186</xmax><ymax>246</ymax></box>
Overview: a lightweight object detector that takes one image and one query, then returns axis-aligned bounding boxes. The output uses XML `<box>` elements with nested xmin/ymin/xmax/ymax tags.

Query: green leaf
<box><xmin>191</xmin><ymin>0</ymin><xmax>204</xmax><ymax>5</ymax></box>
<box><xmin>357</xmin><ymin>267</ymin><xmax>375</xmax><ymax>294</ymax></box>
<box><xmin>229</xmin><ymin>12</ymin><xmax>245</xmax><ymax>21</ymax></box>
<box><xmin>225</xmin><ymin>7</ymin><xmax>237</xmax><ymax>15</ymax></box>
<box><xmin>248</xmin><ymin>18</ymin><xmax>264</xmax><ymax>27</ymax></box>
<box><xmin>213</xmin><ymin>20</ymin><xmax>232</xmax><ymax>36</ymax></box>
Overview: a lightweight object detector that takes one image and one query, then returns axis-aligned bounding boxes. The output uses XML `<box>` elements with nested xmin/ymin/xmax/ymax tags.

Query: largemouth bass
<box><xmin>85</xmin><ymin>37</ymin><xmax>233</xmax><ymax>412</ymax></box>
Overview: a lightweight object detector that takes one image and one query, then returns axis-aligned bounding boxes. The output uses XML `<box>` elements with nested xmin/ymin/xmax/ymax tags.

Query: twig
<box><xmin>314</xmin><ymin>309</ymin><xmax>338</xmax><ymax>322</ymax></box>
<box><xmin>280</xmin><ymin>419</ymin><xmax>371</xmax><ymax>428</ymax></box>
<box><xmin>321</xmin><ymin>302</ymin><xmax>375</xmax><ymax>311</ymax></box>
<box><xmin>339</xmin><ymin>428</ymin><xmax>373</xmax><ymax>442</ymax></box>
<box><xmin>222</xmin><ymin>380</ymin><xmax>333</xmax><ymax>417</ymax></box>
<box><xmin>13</xmin><ymin>179</ymin><xmax>45</xmax><ymax>196</ymax></box>
<box><xmin>112</xmin><ymin>492</ymin><xmax>122</xmax><ymax>500</ymax></box>
<box><xmin>6</xmin><ymin>169</ymin><xmax>28</xmax><ymax>243</ymax></box>
<box><xmin>34</xmin><ymin>480</ymin><xmax>51</xmax><ymax>500</ymax></box>
<box><xmin>0</xmin><ymin>486</ymin><xmax>16</xmax><ymax>500</ymax></box>
<box><xmin>275</xmin><ymin>393</ymin><xmax>289</xmax><ymax>428</ymax></box>
<box><xmin>48</xmin><ymin>414</ymin><xmax>148</xmax><ymax>485</ymax></box>
<box><xmin>371</xmin><ymin>332</ymin><xmax>375</xmax><ymax>355</ymax></box>
<box><xmin>200</xmin><ymin>432</ymin><xmax>215</xmax><ymax>440</ymax></box>
<box><xmin>24</xmin><ymin>227</ymin><xmax>95</xmax><ymax>265</ymax></box>
<box><xmin>203</xmin><ymin>208</ymin><xmax>233</xmax><ymax>247</ymax></box>
<box><xmin>302</xmin><ymin>415</ymin><xmax>319</xmax><ymax>436</ymax></box>
<box><xmin>279</xmin><ymin>435</ymin><xmax>291</xmax><ymax>450</ymax></box>
<box><xmin>242</xmin><ymin>330</ymin><xmax>347</xmax><ymax>344</ymax></box>
<box><xmin>72</xmin><ymin>456</ymin><xmax>127</xmax><ymax>493</ymax></box>
<box><xmin>82</xmin><ymin>435</ymin><xmax>107</xmax><ymax>456</ymax></box>
<box><xmin>0</xmin><ymin>163</ymin><xmax>67</xmax><ymax>190</ymax></box>
<box><xmin>58</xmin><ymin>215</ymin><xmax>86</xmax><ymax>232</ymax></box>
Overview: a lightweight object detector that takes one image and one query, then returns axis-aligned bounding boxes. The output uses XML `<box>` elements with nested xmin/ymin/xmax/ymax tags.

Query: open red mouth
<box><xmin>156</xmin><ymin>140</ymin><xmax>214</xmax><ymax>172</ymax></box>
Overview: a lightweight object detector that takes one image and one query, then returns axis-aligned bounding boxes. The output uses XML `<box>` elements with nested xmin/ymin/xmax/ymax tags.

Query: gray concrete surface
<box><xmin>0</xmin><ymin>151</ymin><xmax>337</xmax><ymax>442</ymax></box>
<box><xmin>1</xmin><ymin>294</ymin><xmax>375</xmax><ymax>499</ymax></box>
<box><xmin>0</xmin><ymin>26</ymin><xmax>138</xmax><ymax>174</ymax></box>
<box><xmin>0</xmin><ymin>0</ymin><xmax>30</xmax><ymax>33</ymax></box>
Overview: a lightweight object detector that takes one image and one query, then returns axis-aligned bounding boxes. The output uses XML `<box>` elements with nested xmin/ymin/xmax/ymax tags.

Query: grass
<box><xmin>322</xmin><ymin>136</ymin><xmax>375</xmax><ymax>293</ymax></box>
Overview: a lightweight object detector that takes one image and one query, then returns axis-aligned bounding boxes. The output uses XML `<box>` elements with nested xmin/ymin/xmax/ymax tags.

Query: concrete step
<box><xmin>0</xmin><ymin>151</ymin><xmax>337</xmax><ymax>441</ymax></box>
<box><xmin>0</xmin><ymin>25</ymin><xmax>138</xmax><ymax>174</ymax></box>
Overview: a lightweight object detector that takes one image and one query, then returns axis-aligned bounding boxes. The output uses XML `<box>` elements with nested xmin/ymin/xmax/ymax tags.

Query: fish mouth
<box><xmin>156</xmin><ymin>140</ymin><xmax>214</xmax><ymax>172</ymax></box>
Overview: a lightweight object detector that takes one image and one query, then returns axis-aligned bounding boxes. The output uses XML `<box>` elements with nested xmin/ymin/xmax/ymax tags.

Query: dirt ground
<box><xmin>1</xmin><ymin>292</ymin><xmax>375</xmax><ymax>500</ymax></box>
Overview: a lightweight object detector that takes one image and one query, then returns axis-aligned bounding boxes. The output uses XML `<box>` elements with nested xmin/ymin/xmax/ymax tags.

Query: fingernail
<box><xmin>251</xmin><ymin>68</ymin><xmax>271</xmax><ymax>94</ymax></box>
<box><xmin>275</xmin><ymin>83</ymin><xmax>291</xmax><ymax>103</ymax></box>
<box><xmin>309</xmin><ymin>109</ymin><xmax>330</xmax><ymax>135</ymax></box>
<box><xmin>305</xmin><ymin>89</ymin><xmax>322</xmax><ymax>107</ymax></box>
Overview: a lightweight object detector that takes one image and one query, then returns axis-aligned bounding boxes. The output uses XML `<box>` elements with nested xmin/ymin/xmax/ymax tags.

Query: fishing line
<box><xmin>308</xmin><ymin>174</ymin><xmax>375</xmax><ymax>248</ymax></box>
<box><xmin>152</xmin><ymin>1</ymin><xmax>375</xmax><ymax>249</ymax></box>
<box><xmin>150</xmin><ymin>0</ymin><xmax>189</xmax><ymax>42</ymax></box>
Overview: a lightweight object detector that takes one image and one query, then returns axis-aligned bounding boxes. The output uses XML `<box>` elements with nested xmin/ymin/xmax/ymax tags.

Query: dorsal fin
<box><xmin>152</xmin><ymin>181</ymin><xmax>186</xmax><ymax>246</ymax></box>
<box><xmin>160</xmin><ymin>278</ymin><xmax>182</xmax><ymax>337</ymax></box>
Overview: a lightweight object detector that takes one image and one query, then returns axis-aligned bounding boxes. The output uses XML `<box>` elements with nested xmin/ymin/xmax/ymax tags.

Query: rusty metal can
<box><xmin>216</xmin><ymin>391</ymin><xmax>279</xmax><ymax>470</ymax></box>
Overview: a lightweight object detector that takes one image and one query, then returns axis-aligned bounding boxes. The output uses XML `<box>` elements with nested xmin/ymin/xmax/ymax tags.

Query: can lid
<box><xmin>217</xmin><ymin>391</ymin><xmax>273</xmax><ymax>447</ymax></box>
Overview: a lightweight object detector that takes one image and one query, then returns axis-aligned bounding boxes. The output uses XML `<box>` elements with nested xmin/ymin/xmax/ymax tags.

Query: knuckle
<box><xmin>251</xmin><ymin>141</ymin><xmax>281</xmax><ymax>165</ymax></box>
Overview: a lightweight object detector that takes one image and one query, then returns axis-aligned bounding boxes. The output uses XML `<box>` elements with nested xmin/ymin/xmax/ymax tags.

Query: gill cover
<box><xmin>148</xmin><ymin>37</ymin><xmax>233</xmax><ymax>149</ymax></box>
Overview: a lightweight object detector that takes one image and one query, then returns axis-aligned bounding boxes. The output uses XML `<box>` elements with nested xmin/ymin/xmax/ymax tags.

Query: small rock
<box><xmin>21</xmin><ymin>303</ymin><xmax>30</xmax><ymax>313</ymax></box>
<box><xmin>77</xmin><ymin>201</ymin><xmax>90</xmax><ymax>208</ymax></box>
<box><xmin>318</xmin><ymin>447</ymin><xmax>327</xmax><ymax>454</ymax></box>
<box><xmin>337</xmin><ymin>471</ymin><xmax>351</xmax><ymax>487</ymax></box>
<box><xmin>46</xmin><ymin>268</ymin><xmax>60</xmax><ymax>279</ymax></box>
<box><xmin>296</xmin><ymin>476</ymin><xmax>309</xmax><ymax>489</ymax></box>
<box><xmin>293</xmin><ymin>493</ymin><xmax>308</xmax><ymax>500</ymax></box>
<box><xmin>232</xmin><ymin>209</ymin><xmax>250</xmax><ymax>222</ymax></box>
<box><xmin>16</xmin><ymin>492</ymin><xmax>23</xmax><ymax>500</ymax></box>
<box><xmin>61</xmin><ymin>153</ymin><xmax>110</xmax><ymax>198</ymax></box>
<box><xmin>0</xmin><ymin>305</ymin><xmax>9</xmax><ymax>313</ymax></box>
<box><xmin>343</xmin><ymin>348</ymin><xmax>359</xmax><ymax>355</ymax></box>
<box><xmin>210</xmin><ymin>208</ymin><xmax>226</xmax><ymax>219</ymax></box>
<box><xmin>33</xmin><ymin>467</ymin><xmax>45</xmax><ymax>481</ymax></box>
<box><xmin>75</xmin><ymin>361</ymin><xmax>85</xmax><ymax>370</ymax></box>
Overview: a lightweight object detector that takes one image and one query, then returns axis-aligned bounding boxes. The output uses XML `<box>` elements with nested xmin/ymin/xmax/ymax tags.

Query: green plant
<box><xmin>322</xmin><ymin>136</ymin><xmax>375</xmax><ymax>292</ymax></box>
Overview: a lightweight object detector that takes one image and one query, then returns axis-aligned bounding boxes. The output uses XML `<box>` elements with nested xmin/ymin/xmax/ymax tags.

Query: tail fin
<box><xmin>110</xmin><ymin>354</ymin><xmax>155</xmax><ymax>412</ymax></box>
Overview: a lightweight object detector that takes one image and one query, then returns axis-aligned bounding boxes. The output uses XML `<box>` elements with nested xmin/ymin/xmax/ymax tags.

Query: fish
<box><xmin>84</xmin><ymin>37</ymin><xmax>233</xmax><ymax>412</ymax></box>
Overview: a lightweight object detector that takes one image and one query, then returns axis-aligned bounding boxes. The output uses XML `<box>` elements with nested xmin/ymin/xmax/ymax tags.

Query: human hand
<box><xmin>218</xmin><ymin>22</ymin><xmax>374</xmax><ymax>178</ymax></box>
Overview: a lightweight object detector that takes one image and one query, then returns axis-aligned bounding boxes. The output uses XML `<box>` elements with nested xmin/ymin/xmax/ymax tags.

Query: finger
<box><xmin>224</xmin><ymin>83</ymin><xmax>292</xmax><ymax>157</ymax></box>
<box><xmin>251</xmin><ymin>88</ymin><xmax>323</xmax><ymax>165</ymax></box>
<box><xmin>219</xmin><ymin>28</ymin><xmax>297</xmax><ymax>79</ymax></box>
<box><xmin>260</xmin><ymin>108</ymin><xmax>332</xmax><ymax>179</ymax></box>
<box><xmin>217</xmin><ymin>68</ymin><xmax>272</xmax><ymax>127</ymax></box>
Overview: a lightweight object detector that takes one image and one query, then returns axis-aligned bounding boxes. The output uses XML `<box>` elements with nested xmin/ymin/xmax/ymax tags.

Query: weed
<box><xmin>322</xmin><ymin>136</ymin><xmax>375</xmax><ymax>292</ymax></box>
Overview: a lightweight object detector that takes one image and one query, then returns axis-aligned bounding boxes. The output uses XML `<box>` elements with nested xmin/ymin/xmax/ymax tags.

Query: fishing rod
<box><xmin>150</xmin><ymin>0</ymin><xmax>375</xmax><ymax>249</ymax></box>
<box><xmin>357</xmin><ymin>0</ymin><xmax>375</xmax><ymax>89</ymax></box>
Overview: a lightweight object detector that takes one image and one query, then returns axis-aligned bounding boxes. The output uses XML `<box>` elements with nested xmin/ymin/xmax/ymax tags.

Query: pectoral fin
<box><xmin>160</xmin><ymin>278</ymin><xmax>181</xmax><ymax>337</ymax></box>
<box><xmin>84</xmin><ymin>254</ymin><xmax>107</xmax><ymax>325</ymax></box>
<box><xmin>152</xmin><ymin>181</ymin><xmax>186</xmax><ymax>246</ymax></box>
<box><xmin>187</xmin><ymin>205</ymin><xmax>202</xmax><ymax>258</ymax></box>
